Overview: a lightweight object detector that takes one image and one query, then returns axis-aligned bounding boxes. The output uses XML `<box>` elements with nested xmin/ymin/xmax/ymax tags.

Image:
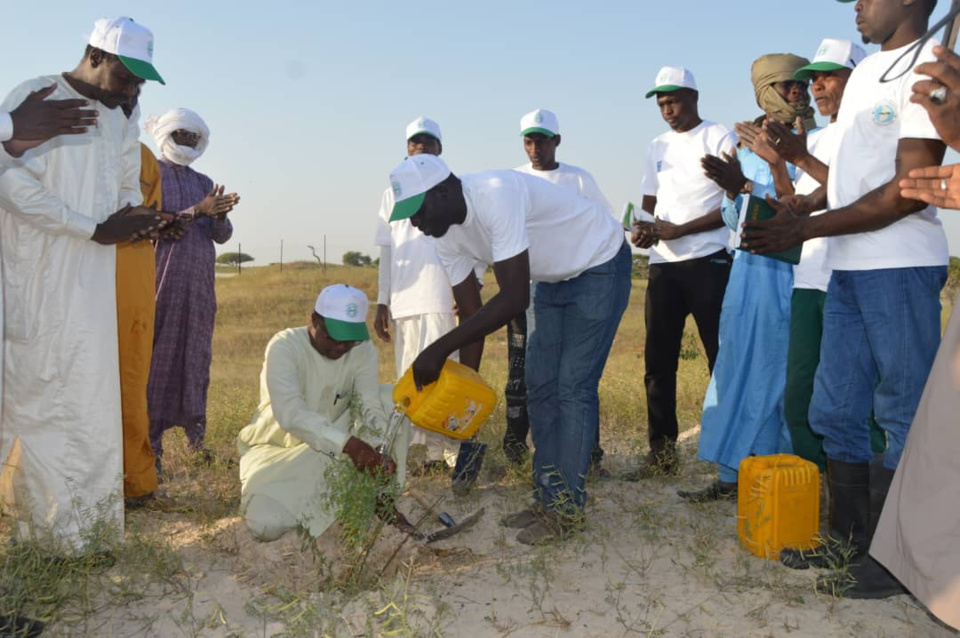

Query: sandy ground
<box><xmin>68</xmin><ymin>439</ymin><xmax>958</xmax><ymax>638</ymax></box>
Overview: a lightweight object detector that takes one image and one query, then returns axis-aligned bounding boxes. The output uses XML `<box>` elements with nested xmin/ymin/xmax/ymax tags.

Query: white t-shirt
<box><xmin>827</xmin><ymin>39</ymin><xmax>948</xmax><ymax>271</ymax></box>
<box><xmin>639</xmin><ymin>120</ymin><xmax>736</xmax><ymax>264</ymax></box>
<box><xmin>373</xmin><ymin>187</ymin><xmax>455</xmax><ymax>319</ymax></box>
<box><xmin>792</xmin><ymin>126</ymin><xmax>835</xmax><ymax>292</ymax></box>
<box><xmin>513</xmin><ymin>162</ymin><xmax>614</xmax><ymax>215</ymax></box>
<box><xmin>435</xmin><ymin>170</ymin><xmax>624</xmax><ymax>286</ymax></box>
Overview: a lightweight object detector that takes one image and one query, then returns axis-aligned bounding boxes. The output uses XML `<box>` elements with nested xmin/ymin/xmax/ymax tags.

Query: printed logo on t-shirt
<box><xmin>872</xmin><ymin>100</ymin><xmax>897</xmax><ymax>127</ymax></box>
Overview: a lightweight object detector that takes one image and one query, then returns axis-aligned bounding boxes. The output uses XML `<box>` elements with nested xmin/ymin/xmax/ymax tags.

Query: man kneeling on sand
<box><xmin>237</xmin><ymin>284</ymin><xmax>409</xmax><ymax>541</ymax></box>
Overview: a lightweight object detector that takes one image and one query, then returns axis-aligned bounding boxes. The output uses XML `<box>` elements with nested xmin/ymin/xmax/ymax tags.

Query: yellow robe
<box><xmin>117</xmin><ymin>144</ymin><xmax>161</xmax><ymax>498</ymax></box>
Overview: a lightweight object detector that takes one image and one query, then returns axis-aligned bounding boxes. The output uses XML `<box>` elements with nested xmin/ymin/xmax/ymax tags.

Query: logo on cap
<box><xmin>346</xmin><ymin>303</ymin><xmax>359</xmax><ymax>318</ymax></box>
<box><xmin>535</xmin><ymin>112</ymin><xmax>543</xmax><ymax>123</ymax></box>
<box><xmin>817</xmin><ymin>44</ymin><xmax>829</xmax><ymax>57</ymax></box>
<box><xmin>391</xmin><ymin>181</ymin><xmax>402</xmax><ymax>197</ymax></box>
<box><xmin>147</xmin><ymin>41</ymin><xmax>154</xmax><ymax>57</ymax></box>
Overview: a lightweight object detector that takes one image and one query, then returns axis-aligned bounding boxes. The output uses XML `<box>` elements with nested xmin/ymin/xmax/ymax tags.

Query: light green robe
<box><xmin>237</xmin><ymin>328</ymin><xmax>408</xmax><ymax>541</ymax></box>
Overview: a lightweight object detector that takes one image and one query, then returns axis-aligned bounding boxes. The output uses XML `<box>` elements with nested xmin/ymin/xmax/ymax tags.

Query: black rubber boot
<box><xmin>818</xmin><ymin>459</ymin><xmax>906</xmax><ymax>598</ymax></box>
<box><xmin>780</xmin><ymin>459</ymin><xmax>869</xmax><ymax>570</ymax></box>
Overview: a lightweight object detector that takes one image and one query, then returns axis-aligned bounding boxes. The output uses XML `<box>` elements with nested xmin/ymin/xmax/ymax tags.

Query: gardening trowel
<box><xmin>407</xmin><ymin>488</ymin><xmax>485</xmax><ymax>543</ymax></box>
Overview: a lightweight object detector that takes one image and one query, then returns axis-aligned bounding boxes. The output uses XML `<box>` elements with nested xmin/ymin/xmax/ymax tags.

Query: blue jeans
<box><xmin>526</xmin><ymin>242</ymin><xmax>632</xmax><ymax>513</ymax></box>
<box><xmin>809</xmin><ymin>267</ymin><xmax>946</xmax><ymax>470</ymax></box>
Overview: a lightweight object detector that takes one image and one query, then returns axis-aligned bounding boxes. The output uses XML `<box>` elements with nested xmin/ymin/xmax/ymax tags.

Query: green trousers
<box><xmin>784</xmin><ymin>288</ymin><xmax>885</xmax><ymax>471</ymax></box>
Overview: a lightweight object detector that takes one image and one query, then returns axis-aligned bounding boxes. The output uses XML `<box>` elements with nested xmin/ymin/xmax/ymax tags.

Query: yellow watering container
<box><xmin>392</xmin><ymin>360</ymin><xmax>498</xmax><ymax>440</ymax></box>
<box><xmin>737</xmin><ymin>454</ymin><xmax>820</xmax><ymax>560</ymax></box>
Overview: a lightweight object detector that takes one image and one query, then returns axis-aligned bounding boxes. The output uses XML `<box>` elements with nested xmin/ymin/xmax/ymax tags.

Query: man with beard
<box><xmin>0</xmin><ymin>16</ymin><xmax>170</xmax><ymax>549</ymax></box>
<box><xmin>678</xmin><ymin>53</ymin><xmax>816</xmax><ymax>503</ymax></box>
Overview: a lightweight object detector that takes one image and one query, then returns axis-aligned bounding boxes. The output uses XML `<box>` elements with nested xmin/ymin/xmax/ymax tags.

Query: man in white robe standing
<box><xmin>0</xmin><ymin>16</ymin><xmax>169</xmax><ymax>551</ymax></box>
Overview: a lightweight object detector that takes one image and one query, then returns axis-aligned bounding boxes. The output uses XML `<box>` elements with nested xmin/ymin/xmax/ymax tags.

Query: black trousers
<box><xmin>503</xmin><ymin>306</ymin><xmax>604</xmax><ymax>466</ymax></box>
<box><xmin>644</xmin><ymin>249</ymin><xmax>731</xmax><ymax>446</ymax></box>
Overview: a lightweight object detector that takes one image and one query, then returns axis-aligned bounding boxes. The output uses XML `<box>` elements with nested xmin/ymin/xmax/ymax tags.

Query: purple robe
<box><xmin>147</xmin><ymin>160</ymin><xmax>233</xmax><ymax>455</ymax></box>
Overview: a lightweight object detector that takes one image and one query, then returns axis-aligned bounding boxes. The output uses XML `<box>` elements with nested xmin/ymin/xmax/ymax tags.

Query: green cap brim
<box><xmin>118</xmin><ymin>55</ymin><xmax>165</xmax><ymax>85</ymax></box>
<box><xmin>519</xmin><ymin>127</ymin><xmax>556</xmax><ymax>137</ymax></box>
<box><xmin>324</xmin><ymin>316</ymin><xmax>370</xmax><ymax>342</ymax></box>
<box><xmin>645</xmin><ymin>84</ymin><xmax>685</xmax><ymax>99</ymax></box>
<box><xmin>793</xmin><ymin>61</ymin><xmax>847</xmax><ymax>81</ymax></box>
<box><xmin>389</xmin><ymin>192</ymin><xmax>426</xmax><ymax>222</ymax></box>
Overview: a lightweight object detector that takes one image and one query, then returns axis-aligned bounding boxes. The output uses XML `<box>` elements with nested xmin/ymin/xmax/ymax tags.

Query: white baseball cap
<box><xmin>520</xmin><ymin>108</ymin><xmax>559</xmax><ymax>137</ymax></box>
<box><xmin>89</xmin><ymin>16</ymin><xmax>164</xmax><ymax>85</ymax></box>
<box><xmin>314</xmin><ymin>284</ymin><xmax>370</xmax><ymax>341</ymax></box>
<box><xmin>388</xmin><ymin>154</ymin><xmax>452</xmax><ymax>222</ymax></box>
<box><xmin>794</xmin><ymin>38</ymin><xmax>866</xmax><ymax>81</ymax></box>
<box><xmin>406</xmin><ymin>116</ymin><xmax>442</xmax><ymax>142</ymax></box>
<box><xmin>645</xmin><ymin>66</ymin><xmax>697</xmax><ymax>99</ymax></box>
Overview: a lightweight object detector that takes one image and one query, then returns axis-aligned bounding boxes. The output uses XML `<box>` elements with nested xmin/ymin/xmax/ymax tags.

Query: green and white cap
<box><xmin>645</xmin><ymin>66</ymin><xmax>697</xmax><ymax>99</ymax></box>
<box><xmin>89</xmin><ymin>16</ymin><xmax>165</xmax><ymax>85</ymax></box>
<box><xmin>794</xmin><ymin>38</ymin><xmax>866</xmax><ymax>81</ymax></box>
<box><xmin>315</xmin><ymin>284</ymin><xmax>370</xmax><ymax>341</ymax></box>
<box><xmin>406</xmin><ymin>116</ymin><xmax>442</xmax><ymax>142</ymax></box>
<box><xmin>520</xmin><ymin>108</ymin><xmax>559</xmax><ymax>137</ymax></box>
<box><xmin>388</xmin><ymin>154</ymin><xmax>451</xmax><ymax>222</ymax></box>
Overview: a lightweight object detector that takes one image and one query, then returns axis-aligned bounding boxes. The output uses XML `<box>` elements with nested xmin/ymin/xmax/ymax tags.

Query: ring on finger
<box><xmin>930</xmin><ymin>85</ymin><xmax>948</xmax><ymax>104</ymax></box>
<box><xmin>772</xmin><ymin>137</ymin><xmax>782</xmax><ymax>146</ymax></box>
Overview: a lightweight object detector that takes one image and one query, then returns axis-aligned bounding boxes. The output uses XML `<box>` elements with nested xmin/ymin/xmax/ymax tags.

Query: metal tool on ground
<box><xmin>407</xmin><ymin>488</ymin><xmax>485</xmax><ymax>543</ymax></box>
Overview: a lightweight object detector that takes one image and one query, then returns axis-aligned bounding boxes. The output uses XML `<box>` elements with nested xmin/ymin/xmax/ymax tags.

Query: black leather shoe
<box><xmin>677</xmin><ymin>479</ymin><xmax>736</xmax><ymax>503</ymax></box>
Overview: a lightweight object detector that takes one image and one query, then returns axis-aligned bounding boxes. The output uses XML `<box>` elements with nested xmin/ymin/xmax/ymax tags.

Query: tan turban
<box><xmin>750</xmin><ymin>53</ymin><xmax>817</xmax><ymax>129</ymax></box>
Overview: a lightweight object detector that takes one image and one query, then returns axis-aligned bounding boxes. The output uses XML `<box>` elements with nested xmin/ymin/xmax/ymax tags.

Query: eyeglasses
<box><xmin>881</xmin><ymin>0</ymin><xmax>960</xmax><ymax>83</ymax></box>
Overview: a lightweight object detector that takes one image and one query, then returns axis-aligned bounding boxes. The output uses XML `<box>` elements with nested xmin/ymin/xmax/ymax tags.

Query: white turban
<box><xmin>144</xmin><ymin>108</ymin><xmax>210</xmax><ymax>166</ymax></box>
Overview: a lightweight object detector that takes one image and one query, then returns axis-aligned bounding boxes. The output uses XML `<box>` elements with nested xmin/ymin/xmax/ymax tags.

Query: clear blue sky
<box><xmin>2</xmin><ymin>1</ymin><xmax>959</xmax><ymax>262</ymax></box>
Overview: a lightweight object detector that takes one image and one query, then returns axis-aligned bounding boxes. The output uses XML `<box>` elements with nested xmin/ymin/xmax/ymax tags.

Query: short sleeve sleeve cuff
<box><xmin>0</xmin><ymin>111</ymin><xmax>13</xmax><ymax>143</ymax></box>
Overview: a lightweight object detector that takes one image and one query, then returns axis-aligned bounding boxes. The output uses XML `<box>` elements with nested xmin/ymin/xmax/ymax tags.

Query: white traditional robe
<box><xmin>237</xmin><ymin>329</ymin><xmax>408</xmax><ymax>542</ymax></box>
<box><xmin>0</xmin><ymin>75</ymin><xmax>141</xmax><ymax>550</ymax></box>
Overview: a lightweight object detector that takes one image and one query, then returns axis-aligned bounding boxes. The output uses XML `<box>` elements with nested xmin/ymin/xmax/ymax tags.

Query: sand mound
<box><xmin>197</xmin><ymin>516</ymin><xmax>419</xmax><ymax>593</ymax></box>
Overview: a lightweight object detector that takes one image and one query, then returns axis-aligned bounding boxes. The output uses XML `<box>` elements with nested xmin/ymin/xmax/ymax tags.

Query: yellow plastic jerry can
<box><xmin>392</xmin><ymin>360</ymin><xmax>498</xmax><ymax>440</ymax></box>
<box><xmin>737</xmin><ymin>454</ymin><xmax>820</xmax><ymax>560</ymax></box>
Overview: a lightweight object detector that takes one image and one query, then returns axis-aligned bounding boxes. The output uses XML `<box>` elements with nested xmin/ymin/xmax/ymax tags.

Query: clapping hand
<box><xmin>702</xmin><ymin>150</ymin><xmax>747</xmax><ymax>198</ymax></box>
<box><xmin>763</xmin><ymin>117</ymin><xmax>809</xmax><ymax>165</ymax></box>
<box><xmin>3</xmin><ymin>85</ymin><xmax>98</xmax><ymax>157</ymax></box>
<box><xmin>197</xmin><ymin>184</ymin><xmax>240</xmax><ymax>218</ymax></box>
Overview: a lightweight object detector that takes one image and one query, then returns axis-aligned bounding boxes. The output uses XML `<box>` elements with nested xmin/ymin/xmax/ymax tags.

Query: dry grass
<box><xmin>2</xmin><ymin>261</ymin><xmax>954</xmax><ymax>636</ymax></box>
